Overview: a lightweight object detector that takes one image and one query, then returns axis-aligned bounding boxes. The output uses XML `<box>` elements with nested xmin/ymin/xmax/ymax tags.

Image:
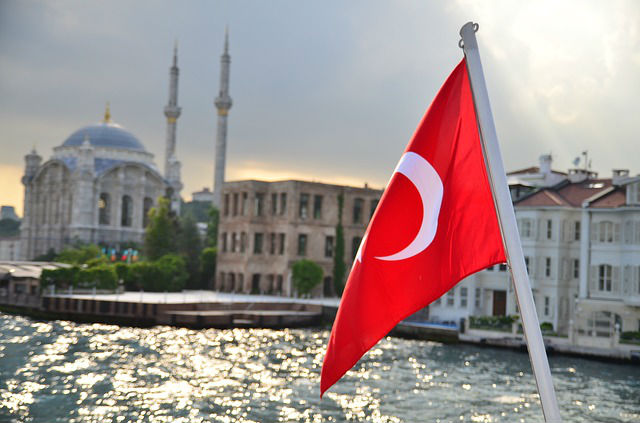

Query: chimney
<box><xmin>612</xmin><ymin>169</ymin><xmax>629</xmax><ymax>186</ymax></box>
<box><xmin>539</xmin><ymin>154</ymin><xmax>552</xmax><ymax>175</ymax></box>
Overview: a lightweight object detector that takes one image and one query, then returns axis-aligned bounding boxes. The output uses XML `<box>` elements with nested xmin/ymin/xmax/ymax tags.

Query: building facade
<box><xmin>216</xmin><ymin>180</ymin><xmax>382</xmax><ymax>296</ymax></box>
<box><xmin>20</xmin><ymin>48</ymin><xmax>183</xmax><ymax>259</ymax></box>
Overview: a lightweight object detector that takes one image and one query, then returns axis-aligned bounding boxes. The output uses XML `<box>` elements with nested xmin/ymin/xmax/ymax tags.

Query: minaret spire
<box><xmin>164</xmin><ymin>42</ymin><xmax>183</xmax><ymax>213</ymax></box>
<box><xmin>213</xmin><ymin>29</ymin><xmax>232</xmax><ymax>208</ymax></box>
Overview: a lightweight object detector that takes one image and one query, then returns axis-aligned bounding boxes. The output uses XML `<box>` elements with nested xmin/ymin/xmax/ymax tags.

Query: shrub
<box><xmin>292</xmin><ymin>259</ymin><xmax>323</xmax><ymax>297</ymax></box>
<box><xmin>40</xmin><ymin>266</ymin><xmax>79</xmax><ymax>288</ymax></box>
<box><xmin>200</xmin><ymin>247</ymin><xmax>217</xmax><ymax>289</ymax></box>
<box><xmin>540</xmin><ymin>322</ymin><xmax>554</xmax><ymax>332</ymax></box>
<box><xmin>126</xmin><ymin>254</ymin><xmax>187</xmax><ymax>292</ymax></box>
<box><xmin>75</xmin><ymin>265</ymin><xmax>118</xmax><ymax>290</ymax></box>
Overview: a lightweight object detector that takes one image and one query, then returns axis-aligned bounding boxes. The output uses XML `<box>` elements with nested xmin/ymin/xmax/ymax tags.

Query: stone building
<box><xmin>216</xmin><ymin>180</ymin><xmax>382</xmax><ymax>297</ymax></box>
<box><xmin>20</xmin><ymin>48</ymin><xmax>183</xmax><ymax>259</ymax></box>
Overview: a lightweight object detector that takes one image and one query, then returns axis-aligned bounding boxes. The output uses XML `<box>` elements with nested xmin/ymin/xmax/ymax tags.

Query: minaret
<box><xmin>212</xmin><ymin>29</ymin><xmax>232</xmax><ymax>208</ymax></box>
<box><xmin>164</xmin><ymin>43</ymin><xmax>183</xmax><ymax>214</ymax></box>
<box><xmin>164</xmin><ymin>42</ymin><xmax>182</xmax><ymax>177</ymax></box>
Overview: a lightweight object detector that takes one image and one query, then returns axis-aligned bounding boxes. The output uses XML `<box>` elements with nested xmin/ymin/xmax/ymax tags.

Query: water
<box><xmin>0</xmin><ymin>313</ymin><xmax>638</xmax><ymax>423</ymax></box>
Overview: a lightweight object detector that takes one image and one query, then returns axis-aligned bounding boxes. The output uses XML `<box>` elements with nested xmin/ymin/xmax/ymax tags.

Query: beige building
<box><xmin>216</xmin><ymin>180</ymin><xmax>382</xmax><ymax>297</ymax></box>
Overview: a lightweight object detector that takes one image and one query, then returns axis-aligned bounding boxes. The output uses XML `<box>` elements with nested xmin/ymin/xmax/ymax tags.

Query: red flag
<box><xmin>321</xmin><ymin>59</ymin><xmax>506</xmax><ymax>396</ymax></box>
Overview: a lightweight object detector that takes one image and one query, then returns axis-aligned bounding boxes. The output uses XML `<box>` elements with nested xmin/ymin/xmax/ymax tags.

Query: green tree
<box><xmin>205</xmin><ymin>207</ymin><xmax>219</xmax><ymax>248</ymax></box>
<box><xmin>333</xmin><ymin>192</ymin><xmax>346</xmax><ymax>296</ymax></box>
<box><xmin>292</xmin><ymin>259</ymin><xmax>323</xmax><ymax>297</ymax></box>
<box><xmin>143</xmin><ymin>197</ymin><xmax>178</xmax><ymax>260</ymax></box>
<box><xmin>181</xmin><ymin>200</ymin><xmax>212</xmax><ymax>223</ymax></box>
<box><xmin>56</xmin><ymin>244</ymin><xmax>102</xmax><ymax>265</ymax></box>
<box><xmin>178</xmin><ymin>213</ymin><xmax>203</xmax><ymax>288</ymax></box>
<box><xmin>200</xmin><ymin>247</ymin><xmax>217</xmax><ymax>289</ymax></box>
<box><xmin>40</xmin><ymin>266</ymin><xmax>79</xmax><ymax>288</ymax></box>
<box><xmin>126</xmin><ymin>254</ymin><xmax>187</xmax><ymax>292</ymax></box>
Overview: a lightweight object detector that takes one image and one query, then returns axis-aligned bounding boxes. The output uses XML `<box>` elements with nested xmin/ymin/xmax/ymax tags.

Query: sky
<box><xmin>1</xmin><ymin>1</ymin><xmax>639</xmax><ymax>216</ymax></box>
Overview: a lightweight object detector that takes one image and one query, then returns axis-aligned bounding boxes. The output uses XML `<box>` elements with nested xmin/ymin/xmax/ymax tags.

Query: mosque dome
<box><xmin>61</xmin><ymin>104</ymin><xmax>146</xmax><ymax>152</ymax></box>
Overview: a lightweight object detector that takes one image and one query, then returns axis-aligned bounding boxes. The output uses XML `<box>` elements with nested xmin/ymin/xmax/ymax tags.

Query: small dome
<box><xmin>62</xmin><ymin>122</ymin><xmax>146</xmax><ymax>151</ymax></box>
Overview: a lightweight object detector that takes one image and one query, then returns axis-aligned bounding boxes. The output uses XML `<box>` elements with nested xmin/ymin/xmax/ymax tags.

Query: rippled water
<box><xmin>0</xmin><ymin>313</ymin><xmax>639</xmax><ymax>422</ymax></box>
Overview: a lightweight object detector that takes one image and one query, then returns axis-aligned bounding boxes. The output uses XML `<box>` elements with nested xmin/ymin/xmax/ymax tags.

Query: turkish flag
<box><xmin>321</xmin><ymin>59</ymin><xmax>506</xmax><ymax>396</ymax></box>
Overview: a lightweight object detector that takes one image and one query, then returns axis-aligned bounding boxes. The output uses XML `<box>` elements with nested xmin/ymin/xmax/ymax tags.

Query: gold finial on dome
<box><xmin>103</xmin><ymin>102</ymin><xmax>112</xmax><ymax>123</ymax></box>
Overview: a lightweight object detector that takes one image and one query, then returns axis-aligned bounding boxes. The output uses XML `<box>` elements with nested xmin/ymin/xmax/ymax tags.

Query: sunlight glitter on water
<box><xmin>1</xmin><ymin>313</ymin><xmax>639</xmax><ymax>422</ymax></box>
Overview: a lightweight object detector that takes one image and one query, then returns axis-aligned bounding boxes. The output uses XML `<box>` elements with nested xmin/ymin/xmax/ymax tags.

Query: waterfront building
<box><xmin>216</xmin><ymin>180</ymin><xmax>382</xmax><ymax>296</ymax></box>
<box><xmin>192</xmin><ymin>187</ymin><xmax>214</xmax><ymax>203</ymax></box>
<box><xmin>19</xmin><ymin>48</ymin><xmax>183</xmax><ymax>259</ymax></box>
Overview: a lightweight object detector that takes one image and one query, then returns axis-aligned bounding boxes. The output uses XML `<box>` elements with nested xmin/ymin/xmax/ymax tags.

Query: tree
<box><xmin>292</xmin><ymin>259</ymin><xmax>323</xmax><ymax>297</ymax></box>
<box><xmin>200</xmin><ymin>247</ymin><xmax>217</xmax><ymax>289</ymax></box>
<box><xmin>178</xmin><ymin>213</ymin><xmax>203</xmax><ymax>288</ymax></box>
<box><xmin>143</xmin><ymin>197</ymin><xmax>178</xmax><ymax>260</ymax></box>
<box><xmin>56</xmin><ymin>244</ymin><xmax>102</xmax><ymax>264</ymax></box>
<box><xmin>333</xmin><ymin>192</ymin><xmax>347</xmax><ymax>295</ymax></box>
<box><xmin>205</xmin><ymin>207</ymin><xmax>219</xmax><ymax>248</ymax></box>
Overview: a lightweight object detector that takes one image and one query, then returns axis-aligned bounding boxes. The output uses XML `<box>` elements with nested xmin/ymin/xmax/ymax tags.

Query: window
<box><xmin>446</xmin><ymin>290</ymin><xmax>455</xmax><ymax>307</ymax></box>
<box><xmin>351</xmin><ymin>237</ymin><xmax>362</xmax><ymax>260</ymax></box>
<box><xmin>573</xmin><ymin>259</ymin><xmax>580</xmax><ymax>279</ymax></box>
<box><xmin>142</xmin><ymin>197</ymin><xmax>152</xmax><ymax>228</ymax></box>
<box><xmin>545</xmin><ymin>257</ymin><xmax>552</xmax><ymax>278</ymax></box>
<box><xmin>434</xmin><ymin>297</ymin><xmax>442</xmax><ymax>306</ymax></box>
<box><xmin>487</xmin><ymin>266</ymin><xmax>494</xmax><ymax>271</ymax></box>
<box><xmin>499</xmin><ymin>263</ymin><xmax>507</xmax><ymax>272</ymax></box>
<box><xmin>544</xmin><ymin>296</ymin><xmax>550</xmax><ymax>316</ymax></box>
<box><xmin>598</xmin><ymin>264</ymin><xmax>612</xmax><ymax>291</ymax></box>
<box><xmin>223</xmin><ymin>193</ymin><xmax>229</xmax><ymax>216</ymax></box>
<box><xmin>271</xmin><ymin>193</ymin><xmax>277</xmax><ymax>215</ymax></box>
<box><xmin>221</xmin><ymin>232</ymin><xmax>228</xmax><ymax>253</ymax></box>
<box><xmin>253</xmin><ymin>233</ymin><xmax>263</xmax><ymax>254</ymax></box>
<box><xmin>325</xmin><ymin>236</ymin><xmax>334</xmax><ymax>258</ymax></box>
<box><xmin>574</xmin><ymin>221</ymin><xmax>581</xmax><ymax>241</ymax></box>
<box><xmin>313</xmin><ymin>195</ymin><xmax>323</xmax><ymax>219</ymax></box>
<box><xmin>240</xmin><ymin>232</ymin><xmax>247</xmax><ymax>253</ymax></box>
<box><xmin>370</xmin><ymin>199</ymin><xmax>379</xmax><ymax>219</ymax></box>
<box><xmin>297</xmin><ymin>234</ymin><xmax>308</xmax><ymax>256</ymax></box>
<box><xmin>299</xmin><ymin>193</ymin><xmax>309</xmax><ymax>219</ymax></box>
<box><xmin>269</xmin><ymin>233</ymin><xmax>276</xmax><ymax>255</ymax></box>
<box><xmin>121</xmin><ymin>195</ymin><xmax>133</xmax><ymax>227</ymax></box>
<box><xmin>255</xmin><ymin>193</ymin><xmax>265</xmax><ymax>216</ymax></box>
<box><xmin>598</xmin><ymin>221</ymin><xmax>614</xmax><ymax>243</ymax></box>
<box><xmin>279</xmin><ymin>233</ymin><xmax>285</xmax><ymax>255</ymax></box>
<box><xmin>241</xmin><ymin>192</ymin><xmax>248</xmax><ymax>215</ymax></box>
<box><xmin>98</xmin><ymin>193</ymin><xmax>110</xmax><ymax>225</ymax></box>
<box><xmin>475</xmin><ymin>288</ymin><xmax>482</xmax><ymax>307</ymax></box>
<box><xmin>353</xmin><ymin>198</ymin><xmax>364</xmax><ymax>224</ymax></box>
<box><xmin>460</xmin><ymin>287</ymin><xmax>468</xmax><ymax>307</ymax></box>
<box><xmin>231</xmin><ymin>232</ymin><xmax>237</xmax><ymax>252</ymax></box>
<box><xmin>280</xmin><ymin>193</ymin><xmax>287</xmax><ymax>215</ymax></box>
<box><xmin>276</xmin><ymin>275</ymin><xmax>283</xmax><ymax>293</ymax></box>
<box><xmin>524</xmin><ymin>256</ymin><xmax>530</xmax><ymax>274</ymax></box>
<box><xmin>232</xmin><ymin>193</ymin><xmax>239</xmax><ymax>216</ymax></box>
<box><xmin>546</xmin><ymin>219</ymin><xmax>553</xmax><ymax>239</ymax></box>
<box><xmin>519</xmin><ymin>219</ymin><xmax>532</xmax><ymax>238</ymax></box>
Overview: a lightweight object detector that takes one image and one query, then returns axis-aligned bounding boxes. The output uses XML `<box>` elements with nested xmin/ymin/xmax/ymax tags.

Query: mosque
<box><xmin>18</xmin><ymin>34</ymin><xmax>232</xmax><ymax>260</ymax></box>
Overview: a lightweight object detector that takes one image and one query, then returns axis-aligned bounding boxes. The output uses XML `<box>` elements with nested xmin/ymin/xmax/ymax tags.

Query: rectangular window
<box><xmin>278</xmin><ymin>233</ymin><xmax>285</xmax><ymax>255</ymax></box>
<box><xmin>313</xmin><ymin>195</ymin><xmax>323</xmax><ymax>219</ymax></box>
<box><xmin>240</xmin><ymin>232</ymin><xmax>246</xmax><ymax>253</ymax></box>
<box><xmin>520</xmin><ymin>219</ymin><xmax>532</xmax><ymax>238</ymax></box>
<box><xmin>574</xmin><ymin>221</ymin><xmax>581</xmax><ymax>241</ymax></box>
<box><xmin>353</xmin><ymin>198</ymin><xmax>364</xmax><ymax>224</ymax></box>
<box><xmin>232</xmin><ymin>193</ymin><xmax>239</xmax><ymax>216</ymax></box>
<box><xmin>280</xmin><ymin>193</ymin><xmax>287</xmax><ymax>215</ymax></box>
<box><xmin>499</xmin><ymin>263</ymin><xmax>507</xmax><ymax>272</ymax></box>
<box><xmin>242</xmin><ymin>192</ymin><xmax>248</xmax><ymax>215</ymax></box>
<box><xmin>255</xmin><ymin>193</ymin><xmax>265</xmax><ymax>217</ymax></box>
<box><xmin>598</xmin><ymin>265</ymin><xmax>612</xmax><ymax>291</ymax></box>
<box><xmin>231</xmin><ymin>232</ymin><xmax>237</xmax><ymax>253</ymax></box>
<box><xmin>253</xmin><ymin>233</ymin><xmax>263</xmax><ymax>254</ymax></box>
<box><xmin>475</xmin><ymin>288</ymin><xmax>482</xmax><ymax>307</ymax></box>
<box><xmin>446</xmin><ymin>290</ymin><xmax>455</xmax><ymax>307</ymax></box>
<box><xmin>487</xmin><ymin>266</ymin><xmax>494</xmax><ymax>271</ymax></box>
<box><xmin>325</xmin><ymin>236</ymin><xmax>334</xmax><ymax>258</ymax></box>
<box><xmin>544</xmin><ymin>296</ymin><xmax>550</xmax><ymax>316</ymax></box>
<box><xmin>546</xmin><ymin>219</ymin><xmax>553</xmax><ymax>239</ymax></box>
<box><xmin>224</xmin><ymin>194</ymin><xmax>229</xmax><ymax>216</ymax></box>
<box><xmin>299</xmin><ymin>194</ymin><xmax>309</xmax><ymax>219</ymax></box>
<box><xmin>524</xmin><ymin>256</ymin><xmax>530</xmax><ymax>274</ymax></box>
<box><xmin>545</xmin><ymin>257</ymin><xmax>552</xmax><ymax>277</ymax></box>
<box><xmin>271</xmin><ymin>193</ymin><xmax>278</xmax><ymax>215</ymax></box>
<box><xmin>573</xmin><ymin>259</ymin><xmax>580</xmax><ymax>279</ymax></box>
<box><xmin>460</xmin><ymin>287</ymin><xmax>468</xmax><ymax>307</ymax></box>
<box><xmin>370</xmin><ymin>199</ymin><xmax>379</xmax><ymax>219</ymax></box>
<box><xmin>297</xmin><ymin>234</ymin><xmax>308</xmax><ymax>256</ymax></box>
<box><xmin>269</xmin><ymin>233</ymin><xmax>276</xmax><ymax>255</ymax></box>
<box><xmin>221</xmin><ymin>232</ymin><xmax>227</xmax><ymax>253</ymax></box>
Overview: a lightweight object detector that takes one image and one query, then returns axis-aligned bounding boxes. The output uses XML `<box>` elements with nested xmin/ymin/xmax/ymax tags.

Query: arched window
<box><xmin>121</xmin><ymin>195</ymin><xmax>133</xmax><ymax>227</ymax></box>
<box><xmin>142</xmin><ymin>197</ymin><xmax>153</xmax><ymax>228</ymax></box>
<box><xmin>99</xmin><ymin>193</ymin><xmax>110</xmax><ymax>225</ymax></box>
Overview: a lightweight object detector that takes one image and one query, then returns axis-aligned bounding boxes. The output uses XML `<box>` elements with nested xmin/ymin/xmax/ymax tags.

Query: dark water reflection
<box><xmin>0</xmin><ymin>313</ymin><xmax>638</xmax><ymax>422</ymax></box>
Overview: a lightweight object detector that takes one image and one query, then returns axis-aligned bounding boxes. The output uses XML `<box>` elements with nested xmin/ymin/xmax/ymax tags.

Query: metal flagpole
<box><xmin>459</xmin><ymin>22</ymin><xmax>562</xmax><ymax>422</ymax></box>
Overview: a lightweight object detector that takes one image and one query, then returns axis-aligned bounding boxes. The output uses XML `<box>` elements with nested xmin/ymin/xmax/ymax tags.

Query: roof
<box><xmin>62</xmin><ymin>122</ymin><xmax>146</xmax><ymax>152</ymax></box>
<box><xmin>507</xmin><ymin>166</ymin><xmax>567</xmax><ymax>176</ymax></box>
<box><xmin>0</xmin><ymin>261</ymin><xmax>70</xmax><ymax>280</ymax></box>
<box><xmin>516</xmin><ymin>179</ymin><xmax>614</xmax><ymax>208</ymax></box>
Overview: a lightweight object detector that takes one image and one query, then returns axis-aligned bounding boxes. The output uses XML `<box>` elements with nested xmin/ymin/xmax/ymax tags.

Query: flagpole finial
<box><xmin>458</xmin><ymin>22</ymin><xmax>479</xmax><ymax>49</ymax></box>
